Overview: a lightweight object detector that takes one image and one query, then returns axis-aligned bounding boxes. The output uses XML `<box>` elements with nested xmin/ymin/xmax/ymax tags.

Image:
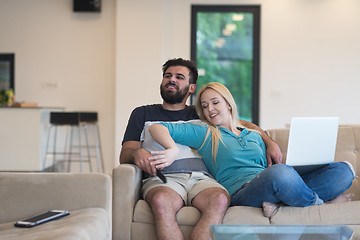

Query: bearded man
<box><xmin>120</xmin><ymin>58</ymin><xmax>282</xmax><ymax>240</ymax></box>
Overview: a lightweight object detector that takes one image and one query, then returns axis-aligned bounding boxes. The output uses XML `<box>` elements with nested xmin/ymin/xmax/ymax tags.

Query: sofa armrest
<box><xmin>112</xmin><ymin>163</ymin><xmax>142</xmax><ymax>240</ymax></box>
<box><xmin>0</xmin><ymin>172</ymin><xmax>111</xmax><ymax>224</ymax></box>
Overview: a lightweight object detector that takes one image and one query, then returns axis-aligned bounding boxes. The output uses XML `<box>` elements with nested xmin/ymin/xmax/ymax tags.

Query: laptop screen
<box><xmin>286</xmin><ymin>117</ymin><xmax>339</xmax><ymax>167</ymax></box>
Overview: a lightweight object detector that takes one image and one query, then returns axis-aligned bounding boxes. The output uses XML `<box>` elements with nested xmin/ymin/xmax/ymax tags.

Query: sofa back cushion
<box><xmin>0</xmin><ymin>173</ymin><xmax>111</xmax><ymax>223</ymax></box>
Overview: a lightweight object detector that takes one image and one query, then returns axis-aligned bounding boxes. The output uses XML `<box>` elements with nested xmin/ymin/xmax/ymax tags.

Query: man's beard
<box><xmin>160</xmin><ymin>83</ymin><xmax>190</xmax><ymax>104</ymax></box>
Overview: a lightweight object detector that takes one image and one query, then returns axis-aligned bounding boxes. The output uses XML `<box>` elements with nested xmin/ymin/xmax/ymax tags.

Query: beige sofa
<box><xmin>0</xmin><ymin>172</ymin><xmax>111</xmax><ymax>240</ymax></box>
<box><xmin>113</xmin><ymin>125</ymin><xmax>360</xmax><ymax>240</ymax></box>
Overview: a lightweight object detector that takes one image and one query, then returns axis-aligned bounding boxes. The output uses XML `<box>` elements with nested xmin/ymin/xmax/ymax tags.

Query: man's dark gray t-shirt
<box><xmin>122</xmin><ymin>104</ymin><xmax>210</xmax><ymax>176</ymax></box>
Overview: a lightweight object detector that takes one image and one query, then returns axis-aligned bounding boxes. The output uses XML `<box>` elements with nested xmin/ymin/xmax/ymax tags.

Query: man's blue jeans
<box><xmin>230</xmin><ymin>162</ymin><xmax>354</xmax><ymax>207</ymax></box>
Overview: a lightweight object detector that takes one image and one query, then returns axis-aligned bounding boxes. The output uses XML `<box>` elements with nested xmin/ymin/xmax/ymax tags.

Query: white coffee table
<box><xmin>210</xmin><ymin>225</ymin><xmax>354</xmax><ymax>240</ymax></box>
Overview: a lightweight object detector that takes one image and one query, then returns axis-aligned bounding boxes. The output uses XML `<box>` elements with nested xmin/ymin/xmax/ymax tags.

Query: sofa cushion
<box><xmin>141</xmin><ymin>120</ymin><xmax>202</xmax><ymax>161</ymax></box>
<box><xmin>223</xmin><ymin>206</ymin><xmax>270</xmax><ymax>225</ymax></box>
<box><xmin>133</xmin><ymin>200</ymin><xmax>154</xmax><ymax>223</ymax></box>
<box><xmin>0</xmin><ymin>208</ymin><xmax>110</xmax><ymax>240</ymax></box>
<box><xmin>270</xmin><ymin>201</ymin><xmax>360</xmax><ymax>225</ymax></box>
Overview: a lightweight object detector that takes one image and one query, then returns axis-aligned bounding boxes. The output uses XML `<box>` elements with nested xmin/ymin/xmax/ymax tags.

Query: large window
<box><xmin>191</xmin><ymin>5</ymin><xmax>260</xmax><ymax>124</ymax></box>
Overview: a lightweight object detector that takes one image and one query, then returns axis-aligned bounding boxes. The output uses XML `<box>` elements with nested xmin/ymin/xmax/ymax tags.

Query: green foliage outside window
<box><xmin>194</xmin><ymin>11</ymin><xmax>255</xmax><ymax>122</ymax></box>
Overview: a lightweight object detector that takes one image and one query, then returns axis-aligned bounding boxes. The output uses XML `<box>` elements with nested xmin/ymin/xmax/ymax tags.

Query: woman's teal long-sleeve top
<box><xmin>159</xmin><ymin>122</ymin><xmax>268</xmax><ymax>196</ymax></box>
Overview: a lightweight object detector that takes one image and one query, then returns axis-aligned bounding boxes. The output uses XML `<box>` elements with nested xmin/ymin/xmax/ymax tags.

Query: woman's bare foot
<box><xmin>326</xmin><ymin>193</ymin><xmax>355</xmax><ymax>204</ymax></box>
<box><xmin>262</xmin><ymin>202</ymin><xmax>280</xmax><ymax>218</ymax></box>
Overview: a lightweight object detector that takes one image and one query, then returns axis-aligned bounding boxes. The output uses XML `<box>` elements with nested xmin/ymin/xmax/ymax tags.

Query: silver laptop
<box><xmin>286</xmin><ymin>117</ymin><xmax>339</xmax><ymax>175</ymax></box>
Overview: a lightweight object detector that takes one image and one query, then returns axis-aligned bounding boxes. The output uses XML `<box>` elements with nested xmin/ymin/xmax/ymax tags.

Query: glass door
<box><xmin>191</xmin><ymin>5</ymin><xmax>260</xmax><ymax>123</ymax></box>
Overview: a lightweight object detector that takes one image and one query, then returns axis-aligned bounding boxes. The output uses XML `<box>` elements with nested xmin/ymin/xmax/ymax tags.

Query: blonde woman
<box><xmin>148</xmin><ymin>82</ymin><xmax>354</xmax><ymax>217</ymax></box>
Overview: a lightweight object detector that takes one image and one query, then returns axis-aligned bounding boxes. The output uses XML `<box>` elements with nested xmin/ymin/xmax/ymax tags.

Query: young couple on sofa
<box><xmin>120</xmin><ymin>58</ymin><xmax>354</xmax><ymax>240</ymax></box>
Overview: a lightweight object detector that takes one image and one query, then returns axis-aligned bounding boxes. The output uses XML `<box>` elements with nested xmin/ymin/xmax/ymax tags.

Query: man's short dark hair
<box><xmin>162</xmin><ymin>58</ymin><xmax>198</xmax><ymax>84</ymax></box>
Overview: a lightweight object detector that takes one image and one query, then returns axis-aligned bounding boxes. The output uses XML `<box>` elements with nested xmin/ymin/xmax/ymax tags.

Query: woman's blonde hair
<box><xmin>194</xmin><ymin>82</ymin><xmax>245</xmax><ymax>163</ymax></box>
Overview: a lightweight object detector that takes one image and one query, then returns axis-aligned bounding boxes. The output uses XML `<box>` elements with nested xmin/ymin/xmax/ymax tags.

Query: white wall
<box><xmin>260</xmin><ymin>0</ymin><xmax>360</xmax><ymax>128</ymax></box>
<box><xmin>0</xmin><ymin>0</ymin><xmax>115</xmax><ymax>174</ymax></box>
<box><xmin>115</xmin><ymin>0</ymin><xmax>360</xmax><ymax>165</ymax></box>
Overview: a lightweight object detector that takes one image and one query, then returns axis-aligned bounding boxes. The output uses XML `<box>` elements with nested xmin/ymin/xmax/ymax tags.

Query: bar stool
<box><xmin>43</xmin><ymin>112</ymin><xmax>104</xmax><ymax>172</ymax></box>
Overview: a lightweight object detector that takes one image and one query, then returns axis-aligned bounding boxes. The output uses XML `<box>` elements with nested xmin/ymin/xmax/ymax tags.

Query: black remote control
<box><xmin>156</xmin><ymin>168</ymin><xmax>167</xmax><ymax>183</ymax></box>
